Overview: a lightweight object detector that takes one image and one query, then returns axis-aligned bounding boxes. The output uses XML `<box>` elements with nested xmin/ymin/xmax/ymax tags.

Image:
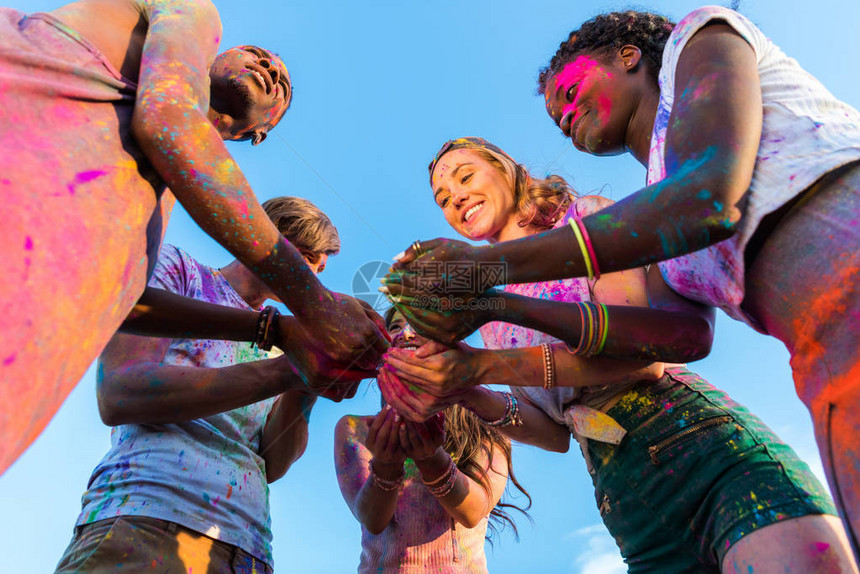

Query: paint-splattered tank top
<box><xmin>652</xmin><ymin>6</ymin><xmax>860</xmax><ymax>330</ymax></box>
<box><xmin>479</xmin><ymin>196</ymin><xmax>638</xmax><ymax>445</ymax></box>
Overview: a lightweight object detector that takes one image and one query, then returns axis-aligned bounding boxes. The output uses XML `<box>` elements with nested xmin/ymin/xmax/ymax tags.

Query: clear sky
<box><xmin>2</xmin><ymin>1</ymin><xmax>858</xmax><ymax>573</ymax></box>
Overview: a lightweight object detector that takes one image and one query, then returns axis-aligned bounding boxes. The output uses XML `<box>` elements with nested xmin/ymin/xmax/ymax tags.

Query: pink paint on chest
<box><xmin>67</xmin><ymin>170</ymin><xmax>108</xmax><ymax>195</ymax></box>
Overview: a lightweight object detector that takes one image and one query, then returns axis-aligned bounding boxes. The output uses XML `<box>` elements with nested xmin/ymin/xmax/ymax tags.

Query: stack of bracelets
<box><xmin>422</xmin><ymin>457</ymin><xmax>458</xmax><ymax>498</ymax></box>
<box><xmin>369</xmin><ymin>460</ymin><xmax>404</xmax><ymax>492</ymax></box>
<box><xmin>568</xmin><ymin>215</ymin><xmax>601</xmax><ymax>281</ymax></box>
<box><xmin>567</xmin><ymin>301</ymin><xmax>609</xmax><ymax>357</ymax></box>
<box><xmin>482</xmin><ymin>391</ymin><xmax>524</xmax><ymax>428</ymax></box>
<box><xmin>253</xmin><ymin>305</ymin><xmax>281</xmax><ymax>351</ymax></box>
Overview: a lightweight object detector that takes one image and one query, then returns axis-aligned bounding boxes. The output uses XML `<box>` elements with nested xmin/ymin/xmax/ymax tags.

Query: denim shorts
<box><xmin>587</xmin><ymin>367</ymin><xmax>836</xmax><ymax>573</ymax></box>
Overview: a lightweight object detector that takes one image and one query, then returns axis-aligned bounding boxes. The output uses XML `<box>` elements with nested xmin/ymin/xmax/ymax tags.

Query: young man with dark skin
<box><xmin>0</xmin><ymin>0</ymin><xmax>387</xmax><ymax>475</ymax></box>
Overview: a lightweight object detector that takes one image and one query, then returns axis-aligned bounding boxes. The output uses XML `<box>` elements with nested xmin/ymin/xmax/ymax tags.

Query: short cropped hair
<box><xmin>261</xmin><ymin>196</ymin><xmax>340</xmax><ymax>255</ymax></box>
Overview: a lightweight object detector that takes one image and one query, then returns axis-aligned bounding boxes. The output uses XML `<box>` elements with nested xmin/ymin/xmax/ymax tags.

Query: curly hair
<box><xmin>537</xmin><ymin>11</ymin><xmax>676</xmax><ymax>93</ymax></box>
<box><xmin>468</xmin><ymin>147</ymin><xmax>575</xmax><ymax>230</ymax></box>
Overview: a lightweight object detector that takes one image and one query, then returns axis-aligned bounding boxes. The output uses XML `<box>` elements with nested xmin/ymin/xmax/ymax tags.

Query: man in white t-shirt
<box><xmin>56</xmin><ymin>196</ymin><xmax>355</xmax><ymax>573</ymax></box>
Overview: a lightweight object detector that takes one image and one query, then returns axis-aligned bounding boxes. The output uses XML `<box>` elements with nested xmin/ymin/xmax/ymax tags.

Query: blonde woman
<box><xmin>382</xmin><ymin>138</ymin><xmax>856</xmax><ymax>573</ymax></box>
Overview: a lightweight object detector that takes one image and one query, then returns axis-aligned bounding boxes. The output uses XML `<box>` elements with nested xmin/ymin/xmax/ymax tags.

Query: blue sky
<box><xmin>2</xmin><ymin>1</ymin><xmax>858</xmax><ymax>573</ymax></box>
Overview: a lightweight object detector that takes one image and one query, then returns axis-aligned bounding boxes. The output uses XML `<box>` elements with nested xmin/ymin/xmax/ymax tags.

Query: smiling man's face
<box><xmin>208</xmin><ymin>45</ymin><xmax>291</xmax><ymax>144</ymax></box>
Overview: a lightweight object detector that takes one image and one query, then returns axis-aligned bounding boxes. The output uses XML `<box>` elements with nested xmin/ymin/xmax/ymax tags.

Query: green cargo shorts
<box><xmin>587</xmin><ymin>367</ymin><xmax>836</xmax><ymax>573</ymax></box>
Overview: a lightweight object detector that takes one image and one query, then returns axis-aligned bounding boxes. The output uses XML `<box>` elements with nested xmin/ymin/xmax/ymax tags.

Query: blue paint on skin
<box><xmin>657</xmin><ymin>229</ymin><xmax>673</xmax><ymax>258</ymax></box>
<box><xmin>300</xmin><ymin>395</ymin><xmax>314</xmax><ymax>423</ymax></box>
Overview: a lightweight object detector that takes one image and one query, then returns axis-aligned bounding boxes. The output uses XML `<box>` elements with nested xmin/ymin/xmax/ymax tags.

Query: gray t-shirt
<box><xmin>77</xmin><ymin>244</ymin><xmax>277</xmax><ymax>565</ymax></box>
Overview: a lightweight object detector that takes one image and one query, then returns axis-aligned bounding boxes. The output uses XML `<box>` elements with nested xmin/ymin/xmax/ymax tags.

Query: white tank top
<box><xmin>652</xmin><ymin>6</ymin><xmax>860</xmax><ymax>330</ymax></box>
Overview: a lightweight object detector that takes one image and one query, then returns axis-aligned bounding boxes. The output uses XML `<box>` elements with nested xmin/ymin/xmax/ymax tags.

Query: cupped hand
<box><xmin>378</xmin><ymin>367</ymin><xmax>451</xmax><ymax>422</ymax></box>
<box><xmin>294</xmin><ymin>290</ymin><xmax>390</xmax><ymax>371</ymax></box>
<box><xmin>387</xmin><ymin>297</ymin><xmax>493</xmax><ymax>345</ymax></box>
<box><xmin>277</xmin><ymin>318</ymin><xmax>377</xmax><ymax>402</ymax></box>
<box><xmin>366</xmin><ymin>405</ymin><xmax>407</xmax><ymax>465</ymax></box>
<box><xmin>399</xmin><ymin>412</ymin><xmax>446</xmax><ymax>462</ymax></box>
<box><xmin>383</xmin><ymin>341</ymin><xmax>483</xmax><ymax>400</ymax></box>
<box><xmin>390</xmin><ymin>238</ymin><xmax>479</xmax><ymax>272</ymax></box>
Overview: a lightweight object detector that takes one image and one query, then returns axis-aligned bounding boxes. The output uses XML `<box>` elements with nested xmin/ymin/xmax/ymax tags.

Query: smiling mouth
<box><xmin>464</xmin><ymin>202</ymin><xmax>485</xmax><ymax>223</ymax></box>
<box><xmin>249</xmin><ymin>70</ymin><xmax>268</xmax><ymax>91</ymax></box>
<box><xmin>570</xmin><ymin>111</ymin><xmax>588</xmax><ymax>146</ymax></box>
<box><xmin>397</xmin><ymin>343</ymin><xmax>419</xmax><ymax>351</ymax></box>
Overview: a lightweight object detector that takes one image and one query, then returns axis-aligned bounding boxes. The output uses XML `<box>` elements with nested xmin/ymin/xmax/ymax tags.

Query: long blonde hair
<box><xmin>442</xmin><ymin>403</ymin><xmax>532</xmax><ymax>540</ymax></box>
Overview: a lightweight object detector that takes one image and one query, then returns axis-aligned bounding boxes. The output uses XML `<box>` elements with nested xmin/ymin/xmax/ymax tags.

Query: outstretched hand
<box><xmin>391</xmin><ymin>238</ymin><xmax>477</xmax><ymax>269</ymax></box>
<box><xmin>278</xmin><ymin>316</ymin><xmax>380</xmax><ymax>402</ymax></box>
<box><xmin>381</xmin><ymin>238</ymin><xmax>504</xmax><ymax>344</ymax></box>
<box><xmin>295</xmin><ymin>290</ymin><xmax>390</xmax><ymax>371</ymax></box>
<box><xmin>383</xmin><ymin>341</ymin><xmax>483</xmax><ymax>399</ymax></box>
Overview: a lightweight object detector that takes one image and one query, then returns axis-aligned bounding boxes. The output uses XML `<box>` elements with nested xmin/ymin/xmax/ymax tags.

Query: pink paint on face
<box><xmin>550</xmin><ymin>56</ymin><xmax>611</xmax><ymax>141</ymax></box>
<box><xmin>545</xmin><ymin>55</ymin><xmax>633</xmax><ymax>156</ymax></box>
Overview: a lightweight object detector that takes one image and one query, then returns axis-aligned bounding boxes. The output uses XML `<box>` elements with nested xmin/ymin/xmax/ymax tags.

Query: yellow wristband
<box><xmin>569</xmin><ymin>217</ymin><xmax>595</xmax><ymax>281</ymax></box>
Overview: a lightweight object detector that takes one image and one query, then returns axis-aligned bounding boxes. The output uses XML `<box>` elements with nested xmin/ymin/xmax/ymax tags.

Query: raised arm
<box><xmin>385</xmin><ymin>249</ymin><xmax>696</xmax><ymax>412</ymax></box>
<box><xmin>120</xmin><ymin>287</ymin><xmax>259</xmax><ymax>341</ymax></box>
<box><xmin>132</xmin><ymin>0</ymin><xmax>387</xmax><ymax>366</ymax></box>
<box><xmin>459</xmin><ymin>387</ymin><xmax>570</xmax><ymax>453</ymax></box>
<box><xmin>389</xmin><ymin>194</ymin><xmax>715</xmax><ymax>360</ymax></box>
<box><xmin>97</xmin><ymin>331</ymin><xmax>301</xmax><ymax>425</ymax></box>
<box><xmin>100</xmin><ymin>305</ymin><xmax>367</xmax><ymax>426</ymax></box>
<box><xmin>400</xmin><ymin>415</ymin><xmax>511</xmax><ymax>528</ymax></box>
<box><xmin>334</xmin><ymin>410</ymin><xmax>407</xmax><ymax>535</ymax></box>
<box><xmin>391</xmin><ymin>24</ymin><xmax>761</xmax><ymax>285</ymax></box>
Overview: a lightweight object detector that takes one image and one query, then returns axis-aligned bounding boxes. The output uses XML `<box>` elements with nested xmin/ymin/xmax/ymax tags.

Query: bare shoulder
<box><xmin>335</xmin><ymin>415</ymin><xmax>371</xmax><ymax>443</ymax></box>
<box><xmin>576</xmin><ymin>194</ymin><xmax>615</xmax><ymax>218</ymax></box>
<box><xmin>483</xmin><ymin>440</ymin><xmax>511</xmax><ymax>479</ymax></box>
<box><xmin>48</xmin><ymin>0</ymin><xmax>148</xmax><ymax>75</ymax></box>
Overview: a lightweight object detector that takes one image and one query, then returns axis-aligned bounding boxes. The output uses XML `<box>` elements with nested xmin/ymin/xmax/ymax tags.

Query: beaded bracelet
<box><xmin>540</xmin><ymin>342</ymin><xmax>556</xmax><ymax>390</ymax></box>
<box><xmin>253</xmin><ymin>305</ymin><xmax>280</xmax><ymax>351</ymax></box>
<box><xmin>422</xmin><ymin>458</ymin><xmax>459</xmax><ymax>498</ymax></box>
<box><xmin>422</xmin><ymin>456</ymin><xmax>456</xmax><ymax>488</ymax></box>
<box><xmin>481</xmin><ymin>392</ymin><xmax>523</xmax><ymax>427</ymax></box>
<box><xmin>369</xmin><ymin>460</ymin><xmax>405</xmax><ymax>492</ymax></box>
